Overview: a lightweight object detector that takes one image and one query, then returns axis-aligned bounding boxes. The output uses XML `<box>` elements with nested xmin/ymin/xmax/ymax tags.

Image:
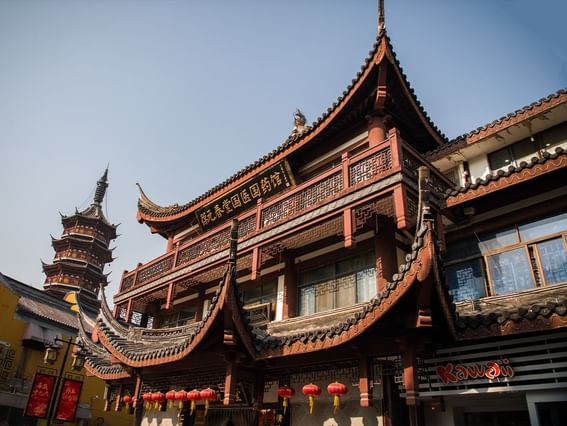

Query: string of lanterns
<box><xmin>127</xmin><ymin>381</ymin><xmax>348</xmax><ymax>417</ymax></box>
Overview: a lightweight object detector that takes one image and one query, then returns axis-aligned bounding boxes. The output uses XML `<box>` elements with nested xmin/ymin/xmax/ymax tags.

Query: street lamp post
<box><xmin>44</xmin><ymin>337</ymin><xmax>85</xmax><ymax>426</ymax></box>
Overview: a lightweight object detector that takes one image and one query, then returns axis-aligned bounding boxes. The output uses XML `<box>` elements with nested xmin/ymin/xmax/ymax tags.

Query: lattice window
<box><xmin>354</xmin><ymin>196</ymin><xmax>394</xmax><ymax>231</ymax></box>
<box><xmin>136</xmin><ymin>255</ymin><xmax>174</xmax><ymax>285</ymax></box>
<box><xmin>238</xmin><ymin>214</ymin><xmax>257</xmax><ymax>238</ymax></box>
<box><xmin>120</xmin><ymin>275</ymin><xmax>135</xmax><ymax>292</ymax></box>
<box><xmin>261</xmin><ymin>172</ymin><xmax>343</xmax><ymax>227</ymax></box>
<box><xmin>176</xmin><ymin>228</ymin><xmax>231</xmax><ymax>267</ymax></box>
<box><xmin>262</xmin><ymin>216</ymin><xmax>344</xmax><ymax>258</ymax></box>
<box><xmin>349</xmin><ymin>147</ymin><xmax>392</xmax><ymax>186</ymax></box>
<box><xmin>130</xmin><ymin>311</ymin><xmax>142</xmax><ymax>326</ymax></box>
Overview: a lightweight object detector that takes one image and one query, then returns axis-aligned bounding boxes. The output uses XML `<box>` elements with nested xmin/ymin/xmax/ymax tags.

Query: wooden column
<box><xmin>342</xmin><ymin>152</ymin><xmax>350</xmax><ymax>189</ymax></box>
<box><xmin>282</xmin><ymin>251</ymin><xmax>297</xmax><ymax>319</ymax></box>
<box><xmin>125</xmin><ymin>299</ymin><xmax>133</xmax><ymax>323</ymax></box>
<box><xmin>367</xmin><ymin>114</ymin><xmax>389</xmax><ymax>147</ymax></box>
<box><xmin>165</xmin><ymin>282</ymin><xmax>174</xmax><ymax>310</ymax></box>
<box><xmin>251</xmin><ymin>247</ymin><xmax>261</xmax><ymax>281</ymax></box>
<box><xmin>374</xmin><ymin>216</ymin><xmax>397</xmax><ymax>293</ymax></box>
<box><xmin>343</xmin><ymin>208</ymin><xmax>355</xmax><ymax>249</ymax></box>
<box><xmin>393</xmin><ymin>185</ymin><xmax>408</xmax><ymax>229</ymax></box>
<box><xmin>400</xmin><ymin>339</ymin><xmax>423</xmax><ymax>426</ymax></box>
<box><xmin>253</xmin><ymin>370</ymin><xmax>265</xmax><ymax>409</ymax></box>
<box><xmin>223</xmin><ymin>360</ymin><xmax>239</xmax><ymax>405</ymax></box>
<box><xmin>359</xmin><ymin>357</ymin><xmax>372</xmax><ymax>407</ymax></box>
<box><xmin>166</xmin><ymin>235</ymin><xmax>174</xmax><ymax>252</ymax></box>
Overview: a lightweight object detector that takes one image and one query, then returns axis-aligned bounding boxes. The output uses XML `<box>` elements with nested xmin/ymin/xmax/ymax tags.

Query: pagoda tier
<box><xmin>43</xmin><ymin>169</ymin><xmax>117</xmax><ymax>311</ymax></box>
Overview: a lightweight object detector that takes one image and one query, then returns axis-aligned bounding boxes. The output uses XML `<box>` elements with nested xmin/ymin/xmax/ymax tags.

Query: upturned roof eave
<box><xmin>136</xmin><ymin>32</ymin><xmax>447</xmax><ymax>232</ymax></box>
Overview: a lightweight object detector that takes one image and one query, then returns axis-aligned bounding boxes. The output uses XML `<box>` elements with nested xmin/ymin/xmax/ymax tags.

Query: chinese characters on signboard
<box><xmin>24</xmin><ymin>373</ymin><xmax>56</xmax><ymax>418</ymax></box>
<box><xmin>195</xmin><ymin>160</ymin><xmax>295</xmax><ymax>231</ymax></box>
<box><xmin>54</xmin><ymin>378</ymin><xmax>83</xmax><ymax>422</ymax></box>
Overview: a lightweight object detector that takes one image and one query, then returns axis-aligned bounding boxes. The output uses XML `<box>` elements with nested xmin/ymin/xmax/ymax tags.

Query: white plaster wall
<box><xmin>291</xmin><ymin>400</ymin><xmax>383</xmax><ymax>426</ymax></box>
<box><xmin>467</xmin><ymin>154</ymin><xmax>490</xmax><ymax>182</ymax></box>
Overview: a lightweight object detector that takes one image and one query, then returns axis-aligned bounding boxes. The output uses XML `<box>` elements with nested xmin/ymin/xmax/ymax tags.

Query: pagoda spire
<box><xmin>93</xmin><ymin>167</ymin><xmax>109</xmax><ymax>205</ymax></box>
<box><xmin>43</xmin><ymin>169</ymin><xmax>117</xmax><ymax>311</ymax></box>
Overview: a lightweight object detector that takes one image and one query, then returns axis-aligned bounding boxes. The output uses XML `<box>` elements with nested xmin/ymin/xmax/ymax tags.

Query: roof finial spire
<box><xmin>378</xmin><ymin>0</ymin><xmax>386</xmax><ymax>34</ymax></box>
<box><xmin>93</xmin><ymin>166</ymin><xmax>109</xmax><ymax>205</ymax></box>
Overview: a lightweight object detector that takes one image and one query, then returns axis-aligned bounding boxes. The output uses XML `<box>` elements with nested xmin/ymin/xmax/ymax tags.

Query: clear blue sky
<box><xmin>1</xmin><ymin>0</ymin><xmax>565</xmax><ymax>300</ymax></box>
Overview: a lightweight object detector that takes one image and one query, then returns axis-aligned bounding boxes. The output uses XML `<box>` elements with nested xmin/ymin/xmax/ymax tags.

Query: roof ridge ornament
<box><xmin>291</xmin><ymin>109</ymin><xmax>308</xmax><ymax>136</ymax></box>
<box><xmin>93</xmin><ymin>167</ymin><xmax>109</xmax><ymax>205</ymax></box>
<box><xmin>378</xmin><ymin>0</ymin><xmax>386</xmax><ymax>35</ymax></box>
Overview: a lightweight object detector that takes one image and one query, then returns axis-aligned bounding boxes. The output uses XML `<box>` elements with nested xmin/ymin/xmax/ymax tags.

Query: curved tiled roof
<box><xmin>248</xmin><ymin>217</ymin><xmax>442</xmax><ymax>358</ymax></box>
<box><xmin>444</xmin><ymin>147</ymin><xmax>566</xmax><ymax>205</ymax></box>
<box><xmin>455</xmin><ymin>285</ymin><xmax>567</xmax><ymax>340</ymax></box>
<box><xmin>94</xmin><ymin>270</ymin><xmax>229</xmax><ymax>367</ymax></box>
<box><xmin>137</xmin><ymin>31</ymin><xmax>447</xmax><ymax>224</ymax></box>
<box><xmin>426</xmin><ymin>88</ymin><xmax>567</xmax><ymax>161</ymax></box>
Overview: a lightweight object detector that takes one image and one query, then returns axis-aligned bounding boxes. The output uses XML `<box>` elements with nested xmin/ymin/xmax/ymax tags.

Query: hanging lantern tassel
<box><xmin>302</xmin><ymin>384</ymin><xmax>321</xmax><ymax>415</ymax></box>
<box><xmin>166</xmin><ymin>390</ymin><xmax>176</xmax><ymax>410</ymax></box>
<box><xmin>277</xmin><ymin>386</ymin><xmax>295</xmax><ymax>415</ymax></box>
<box><xmin>174</xmin><ymin>390</ymin><xmax>188</xmax><ymax>411</ymax></box>
<box><xmin>327</xmin><ymin>382</ymin><xmax>347</xmax><ymax>415</ymax></box>
<box><xmin>151</xmin><ymin>392</ymin><xmax>165</xmax><ymax>411</ymax></box>
<box><xmin>187</xmin><ymin>389</ymin><xmax>201</xmax><ymax>416</ymax></box>
<box><xmin>142</xmin><ymin>393</ymin><xmax>152</xmax><ymax>411</ymax></box>
<box><xmin>199</xmin><ymin>388</ymin><xmax>217</xmax><ymax>417</ymax></box>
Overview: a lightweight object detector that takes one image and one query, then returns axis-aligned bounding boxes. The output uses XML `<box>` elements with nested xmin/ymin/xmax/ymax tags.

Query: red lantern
<box><xmin>277</xmin><ymin>386</ymin><xmax>295</xmax><ymax>415</ymax></box>
<box><xmin>151</xmin><ymin>391</ymin><xmax>165</xmax><ymax>410</ymax></box>
<box><xmin>142</xmin><ymin>392</ymin><xmax>152</xmax><ymax>410</ymax></box>
<box><xmin>122</xmin><ymin>395</ymin><xmax>132</xmax><ymax>409</ymax></box>
<box><xmin>165</xmin><ymin>390</ymin><xmax>176</xmax><ymax>409</ymax></box>
<box><xmin>199</xmin><ymin>388</ymin><xmax>217</xmax><ymax>416</ymax></box>
<box><xmin>327</xmin><ymin>382</ymin><xmax>348</xmax><ymax>414</ymax></box>
<box><xmin>174</xmin><ymin>390</ymin><xmax>188</xmax><ymax>411</ymax></box>
<box><xmin>302</xmin><ymin>384</ymin><xmax>321</xmax><ymax>415</ymax></box>
<box><xmin>187</xmin><ymin>389</ymin><xmax>201</xmax><ymax>415</ymax></box>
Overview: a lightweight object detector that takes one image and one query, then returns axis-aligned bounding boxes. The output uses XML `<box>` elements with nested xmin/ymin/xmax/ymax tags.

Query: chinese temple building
<box><xmin>43</xmin><ymin>169</ymin><xmax>117</xmax><ymax>312</ymax></box>
<box><xmin>77</xmin><ymin>5</ymin><xmax>567</xmax><ymax>426</ymax></box>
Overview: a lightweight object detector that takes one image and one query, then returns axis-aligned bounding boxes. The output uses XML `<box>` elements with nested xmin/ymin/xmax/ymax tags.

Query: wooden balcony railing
<box><xmin>118</xmin><ymin>130</ymin><xmax>451</xmax><ymax>294</ymax></box>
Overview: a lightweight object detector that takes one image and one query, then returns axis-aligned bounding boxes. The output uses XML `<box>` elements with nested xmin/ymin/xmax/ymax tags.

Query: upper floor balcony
<box><xmin>115</xmin><ymin>128</ymin><xmax>452</xmax><ymax>301</ymax></box>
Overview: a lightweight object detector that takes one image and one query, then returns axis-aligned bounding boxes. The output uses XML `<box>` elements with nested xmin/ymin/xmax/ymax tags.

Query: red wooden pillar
<box><xmin>282</xmin><ymin>251</ymin><xmax>297</xmax><ymax>319</ymax></box>
<box><xmin>359</xmin><ymin>357</ymin><xmax>372</xmax><ymax>407</ymax></box>
<box><xmin>400</xmin><ymin>339</ymin><xmax>422</xmax><ymax>426</ymax></box>
<box><xmin>125</xmin><ymin>299</ymin><xmax>133</xmax><ymax>323</ymax></box>
<box><xmin>343</xmin><ymin>208</ymin><xmax>355</xmax><ymax>249</ymax></box>
<box><xmin>223</xmin><ymin>361</ymin><xmax>239</xmax><ymax>405</ymax></box>
<box><xmin>393</xmin><ymin>185</ymin><xmax>408</xmax><ymax>229</ymax></box>
<box><xmin>342</xmin><ymin>152</ymin><xmax>350</xmax><ymax>189</ymax></box>
<box><xmin>166</xmin><ymin>235</ymin><xmax>174</xmax><ymax>252</ymax></box>
<box><xmin>368</xmin><ymin>114</ymin><xmax>388</xmax><ymax>147</ymax></box>
<box><xmin>374</xmin><ymin>217</ymin><xmax>397</xmax><ymax>293</ymax></box>
<box><xmin>165</xmin><ymin>282</ymin><xmax>174</xmax><ymax>310</ymax></box>
<box><xmin>388</xmin><ymin>127</ymin><xmax>402</xmax><ymax>169</ymax></box>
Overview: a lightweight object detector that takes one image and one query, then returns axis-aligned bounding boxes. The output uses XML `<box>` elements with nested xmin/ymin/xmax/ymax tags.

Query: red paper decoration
<box><xmin>165</xmin><ymin>390</ymin><xmax>176</xmax><ymax>409</ymax></box>
<box><xmin>199</xmin><ymin>388</ymin><xmax>217</xmax><ymax>416</ymax></box>
<box><xmin>187</xmin><ymin>389</ymin><xmax>202</xmax><ymax>416</ymax></box>
<box><xmin>151</xmin><ymin>391</ymin><xmax>165</xmax><ymax>410</ymax></box>
<box><xmin>276</xmin><ymin>386</ymin><xmax>295</xmax><ymax>415</ymax></box>
<box><xmin>327</xmin><ymin>382</ymin><xmax>347</xmax><ymax>413</ymax></box>
<box><xmin>174</xmin><ymin>390</ymin><xmax>188</xmax><ymax>411</ymax></box>
<box><xmin>142</xmin><ymin>393</ymin><xmax>152</xmax><ymax>410</ymax></box>
<box><xmin>302</xmin><ymin>384</ymin><xmax>321</xmax><ymax>415</ymax></box>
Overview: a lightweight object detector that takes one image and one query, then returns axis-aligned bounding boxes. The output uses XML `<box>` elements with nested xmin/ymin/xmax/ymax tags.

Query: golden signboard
<box><xmin>196</xmin><ymin>160</ymin><xmax>294</xmax><ymax>231</ymax></box>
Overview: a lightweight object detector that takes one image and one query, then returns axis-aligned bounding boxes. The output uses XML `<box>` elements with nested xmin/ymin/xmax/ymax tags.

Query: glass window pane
<box><xmin>488</xmin><ymin>248</ymin><xmax>534</xmax><ymax>295</ymax></box>
<box><xmin>519</xmin><ymin>212</ymin><xmax>567</xmax><ymax>241</ymax></box>
<box><xmin>445</xmin><ymin>238</ymin><xmax>481</xmax><ymax>261</ymax></box>
<box><xmin>243</xmin><ymin>285</ymin><xmax>261</xmax><ymax>305</ymax></box>
<box><xmin>300</xmin><ymin>264</ymin><xmax>334</xmax><ymax>285</ymax></box>
<box><xmin>356</xmin><ymin>268</ymin><xmax>377</xmax><ymax>302</ymax></box>
<box><xmin>488</xmin><ymin>147</ymin><xmax>513</xmax><ymax>170</ymax></box>
<box><xmin>299</xmin><ymin>285</ymin><xmax>315</xmax><ymax>316</ymax></box>
<box><xmin>337</xmin><ymin>252</ymin><xmax>374</xmax><ymax>275</ymax></box>
<box><xmin>480</xmin><ymin>228</ymin><xmax>518</xmax><ymax>253</ymax></box>
<box><xmin>512</xmin><ymin>138</ymin><xmax>536</xmax><ymax>161</ymax></box>
<box><xmin>336</xmin><ymin>276</ymin><xmax>356</xmax><ymax>308</ymax></box>
<box><xmin>446</xmin><ymin>260</ymin><xmax>486</xmax><ymax>301</ymax></box>
<box><xmin>537</xmin><ymin>238</ymin><xmax>567</xmax><ymax>285</ymax></box>
<box><xmin>314</xmin><ymin>281</ymin><xmax>335</xmax><ymax>312</ymax></box>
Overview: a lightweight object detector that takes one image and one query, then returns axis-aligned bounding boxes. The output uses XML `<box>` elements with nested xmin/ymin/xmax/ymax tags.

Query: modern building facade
<box><xmin>78</xmin><ymin>8</ymin><xmax>567</xmax><ymax>426</ymax></box>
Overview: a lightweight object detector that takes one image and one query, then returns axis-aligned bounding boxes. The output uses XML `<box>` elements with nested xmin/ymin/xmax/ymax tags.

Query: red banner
<box><xmin>54</xmin><ymin>378</ymin><xmax>83</xmax><ymax>422</ymax></box>
<box><xmin>25</xmin><ymin>373</ymin><xmax>56</xmax><ymax>418</ymax></box>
